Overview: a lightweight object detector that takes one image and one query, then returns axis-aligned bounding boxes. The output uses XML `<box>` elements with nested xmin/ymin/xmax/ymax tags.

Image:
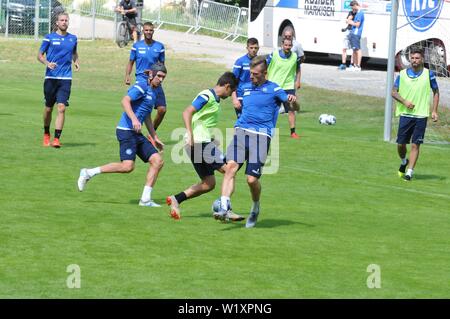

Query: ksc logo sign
<box><xmin>402</xmin><ymin>0</ymin><xmax>444</xmax><ymax>32</ymax></box>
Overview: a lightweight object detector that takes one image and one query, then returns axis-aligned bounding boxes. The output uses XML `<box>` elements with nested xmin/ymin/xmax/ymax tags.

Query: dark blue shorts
<box><xmin>225</xmin><ymin>128</ymin><xmax>271</xmax><ymax>179</ymax></box>
<box><xmin>116</xmin><ymin>129</ymin><xmax>159</xmax><ymax>162</ymax></box>
<box><xmin>349</xmin><ymin>33</ymin><xmax>361</xmax><ymax>50</ymax></box>
<box><xmin>186</xmin><ymin>142</ymin><xmax>225</xmax><ymax>178</ymax></box>
<box><xmin>43</xmin><ymin>79</ymin><xmax>72</xmax><ymax>107</ymax></box>
<box><xmin>396</xmin><ymin>116</ymin><xmax>428</xmax><ymax>145</ymax></box>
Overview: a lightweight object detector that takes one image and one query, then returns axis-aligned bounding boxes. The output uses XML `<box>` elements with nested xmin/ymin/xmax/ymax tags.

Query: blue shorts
<box><xmin>396</xmin><ymin>116</ymin><xmax>428</xmax><ymax>145</ymax></box>
<box><xmin>349</xmin><ymin>33</ymin><xmax>361</xmax><ymax>50</ymax></box>
<box><xmin>225</xmin><ymin>128</ymin><xmax>271</xmax><ymax>179</ymax></box>
<box><xmin>186</xmin><ymin>142</ymin><xmax>225</xmax><ymax>178</ymax></box>
<box><xmin>43</xmin><ymin>79</ymin><xmax>72</xmax><ymax>107</ymax></box>
<box><xmin>116</xmin><ymin>129</ymin><xmax>159</xmax><ymax>162</ymax></box>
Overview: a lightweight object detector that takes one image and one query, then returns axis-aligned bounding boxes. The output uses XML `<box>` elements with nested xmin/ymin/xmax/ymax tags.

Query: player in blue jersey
<box><xmin>125</xmin><ymin>22</ymin><xmax>167</xmax><ymax>131</ymax></box>
<box><xmin>77</xmin><ymin>63</ymin><xmax>167</xmax><ymax>207</ymax></box>
<box><xmin>214</xmin><ymin>56</ymin><xmax>296</xmax><ymax>227</ymax></box>
<box><xmin>346</xmin><ymin>1</ymin><xmax>365</xmax><ymax>71</ymax></box>
<box><xmin>38</xmin><ymin>12</ymin><xmax>79</xmax><ymax>148</ymax></box>
<box><xmin>231</xmin><ymin>37</ymin><xmax>259</xmax><ymax>118</ymax></box>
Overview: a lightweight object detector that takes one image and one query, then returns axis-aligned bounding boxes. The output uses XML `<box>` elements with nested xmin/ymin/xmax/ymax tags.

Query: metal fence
<box><xmin>0</xmin><ymin>0</ymin><xmax>247</xmax><ymax>41</ymax></box>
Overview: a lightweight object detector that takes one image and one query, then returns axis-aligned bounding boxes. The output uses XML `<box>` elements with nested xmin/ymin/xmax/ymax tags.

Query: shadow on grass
<box><xmin>0</xmin><ymin>113</ymin><xmax>14</xmax><ymax>116</ymax></box>
<box><xmin>415</xmin><ymin>174</ymin><xmax>446</xmax><ymax>181</ymax></box>
<box><xmin>63</xmin><ymin>142</ymin><xmax>97</xmax><ymax>148</ymax></box>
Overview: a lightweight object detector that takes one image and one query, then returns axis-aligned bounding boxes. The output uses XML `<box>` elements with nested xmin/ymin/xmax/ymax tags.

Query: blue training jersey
<box><xmin>232</xmin><ymin>54</ymin><xmax>254</xmax><ymax>99</ymax></box>
<box><xmin>117</xmin><ymin>82</ymin><xmax>156</xmax><ymax>130</ymax></box>
<box><xmin>130</xmin><ymin>40</ymin><xmax>165</xmax><ymax>83</ymax></box>
<box><xmin>39</xmin><ymin>32</ymin><xmax>78</xmax><ymax>79</ymax></box>
<box><xmin>235</xmin><ymin>81</ymin><xmax>288</xmax><ymax>138</ymax></box>
<box><xmin>352</xmin><ymin>11</ymin><xmax>365</xmax><ymax>37</ymax></box>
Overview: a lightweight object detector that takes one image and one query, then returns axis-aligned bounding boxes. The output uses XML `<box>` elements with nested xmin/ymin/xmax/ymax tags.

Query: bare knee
<box><xmin>57</xmin><ymin>104</ymin><xmax>66</xmax><ymax>114</ymax></box>
<box><xmin>202</xmin><ymin>177</ymin><xmax>216</xmax><ymax>191</ymax></box>
<box><xmin>157</xmin><ymin>107</ymin><xmax>166</xmax><ymax>117</ymax></box>
<box><xmin>121</xmin><ymin>161</ymin><xmax>135</xmax><ymax>173</ymax></box>
<box><xmin>150</xmin><ymin>154</ymin><xmax>164</xmax><ymax>170</ymax></box>
<box><xmin>247</xmin><ymin>175</ymin><xmax>259</xmax><ymax>186</ymax></box>
<box><xmin>225</xmin><ymin>161</ymin><xmax>239</xmax><ymax>174</ymax></box>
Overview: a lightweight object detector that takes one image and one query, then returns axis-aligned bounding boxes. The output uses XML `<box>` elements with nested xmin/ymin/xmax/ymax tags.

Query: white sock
<box><xmin>406</xmin><ymin>168</ymin><xmax>413</xmax><ymax>176</ymax></box>
<box><xmin>401</xmin><ymin>158</ymin><xmax>407</xmax><ymax>165</ymax></box>
<box><xmin>252</xmin><ymin>201</ymin><xmax>260</xmax><ymax>213</ymax></box>
<box><xmin>220</xmin><ymin>196</ymin><xmax>230</xmax><ymax>211</ymax></box>
<box><xmin>86</xmin><ymin>167</ymin><xmax>101</xmax><ymax>177</ymax></box>
<box><xmin>141</xmin><ymin>186</ymin><xmax>153</xmax><ymax>202</ymax></box>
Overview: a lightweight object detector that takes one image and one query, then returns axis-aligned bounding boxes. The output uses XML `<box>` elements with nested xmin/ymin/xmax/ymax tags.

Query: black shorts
<box><xmin>186</xmin><ymin>142</ymin><xmax>225</xmax><ymax>178</ymax></box>
<box><xmin>225</xmin><ymin>128</ymin><xmax>271</xmax><ymax>179</ymax></box>
<box><xmin>396</xmin><ymin>116</ymin><xmax>428</xmax><ymax>145</ymax></box>
<box><xmin>43</xmin><ymin>78</ymin><xmax>72</xmax><ymax>107</ymax></box>
<box><xmin>123</xmin><ymin>16</ymin><xmax>137</xmax><ymax>27</ymax></box>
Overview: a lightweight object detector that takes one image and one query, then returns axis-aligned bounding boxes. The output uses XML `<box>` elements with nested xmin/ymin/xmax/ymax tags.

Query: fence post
<box><xmin>92</xmin><ymin>0</ymin><xmax>96</xmax><ymax>40</ymax></box>
<box><xmin>231</xmin><ymin>7</ymin><xmax>240</xmax><ymax>41</ymax></box>
<box><xmin>34</xmin><ymin>0</ymin><xmax>40</xmax><ymax>40</ymax></box>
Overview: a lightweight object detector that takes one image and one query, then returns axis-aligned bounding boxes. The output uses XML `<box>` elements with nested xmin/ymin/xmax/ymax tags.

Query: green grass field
<box><xmin>0</xmin><ymin>39</ymin><xmax>449</xmax><ymax>298</ymax></box>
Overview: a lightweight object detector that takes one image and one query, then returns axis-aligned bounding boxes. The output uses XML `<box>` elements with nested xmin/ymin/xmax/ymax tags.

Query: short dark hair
<box><xmin>143</xmin><ymin>22</ymin><xmax>154</xmax><ymax>28</ymax></box>
<box><xmin>247</xmin><ymin>37</ymin><xmax>259</xmax><ymax>46</ymax></box>
<box><xmin>409</xmin><ymin>46</ymin><xmax>424</xmax><ymax>57</ymax></box>
<box><xmin>217</xmin><ymin>72</ymin><xmax>238</xmax><ymax>91</ymax></box>
<box><xmin>350</xmin><ymin>1</ymin><xmax>359</xmax><ymax>6</ymax></box>
<box><xmin>250</xmin><ymin>55</ymin><xmax>268</xmax><ymax>72</ymax></box>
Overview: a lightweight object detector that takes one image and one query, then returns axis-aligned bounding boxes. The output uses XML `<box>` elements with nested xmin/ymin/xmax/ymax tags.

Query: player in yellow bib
<box><xmin>391</xmin><ymin>47</ymin><xmax>439</xmax><ymax>181</ymax></box>
<box><xmin>166</xmin><ymin>72</ymin><xmax>244</xmax><ymax>221</ymax></box>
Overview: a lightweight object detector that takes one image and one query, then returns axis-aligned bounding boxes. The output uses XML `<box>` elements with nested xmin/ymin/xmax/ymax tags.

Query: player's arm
<box><xmin>125</xmin><ymin>0</ymin><xmax>137</xmax><ymax>14</ymax></box>
<box><xmin>72</xmin><ymin>44</ymin><xmax>80</xmax><ymax>71</ymax></box>
<box><xmin>37</xmin><ymin>38</ymin><xmax>57</xmax><ymax>70</ymax></box>
<box><xmin>391</xmin><ymin>76</ymin><xmax>414</xmax><ymax>109</ymax></box>
<box><xmin>295</xmin><ymin>59</ymin><xmax>302</xmax><ymax>89</ymax></box>
<box><xmin>144</xmin><ymin>115</ymin><xmax>164</xmax><ymax>151</ymax></box>
<box><xmin>125</xmin><ymin>60</ymin><xmax>135</xmax><ymax>85</ymax></box>
<box><xmin>430</xmin><ymin>71</ymin><xmax>439</xmax><ymax>121</ymax></box>
<box><xmin>182</xmin><ymin>105</ymin><xmax>196</xmax><ymax>146</ymax></box>
<box><xmin>231</xmin><ymin>60</ymin><xmax>242</xmax><ymax>109</ymax></box>
<box><xmin>121</xmin><ymin>95</ymin><xmax>141</xmax><ymax>133</ymax></box>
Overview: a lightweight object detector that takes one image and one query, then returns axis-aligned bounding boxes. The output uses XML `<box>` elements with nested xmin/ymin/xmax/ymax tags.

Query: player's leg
<box><xmin>43</xmin><ymin>79</ymin><xmax>56</xmax><ymax>146</ymax></box>
<box><xmin>52</xmin><ymin>80</ymin><xmax>71</xmax><ymax>147</ymax></box>
<box><xmin>405</xmin><ymin>118</ymin><xmax>427</xmax><ymax>181</ymax></box>
<box><xmin>138</xmin><ymin>135</ymin><xmax>164</xmax><ymax>206</ymax></box>
<box><xmin>78</xmin><ymin>129</ymin><xmax>137</xmax><ymax>191</ymax></box>
<box><xmin>244</xmin><ymin>133</ymin><xmax>270</xmax><ymax>228</ymax></box>
<box><xmin>396</xmin><ymin>116</ymin><xmax>414</xmax><ymax>177</ymax></box>
<box><xmin>153</xmin><ymin>86</ymin><xmax>167</xmax><ymax>131</ymax></box>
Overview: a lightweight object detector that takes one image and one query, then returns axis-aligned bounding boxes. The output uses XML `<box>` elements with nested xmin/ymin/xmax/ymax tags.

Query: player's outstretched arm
<box><xmin>121</xmin><ymin>95</ymin><xmax>141</xmax><ymax>132</ymax></box>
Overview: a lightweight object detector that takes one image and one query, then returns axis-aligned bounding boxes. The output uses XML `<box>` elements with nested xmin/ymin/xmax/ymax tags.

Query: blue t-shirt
<box><xmin>39</xmin><ymin>32</ymin><xmax>78</xmax><ymax>79</ymax></box>
<box><xmin>394</xmin><ymin>68</ymin><xmax>438</xmax><ymax>90</ymax></box>
<box><xmin>192</xmin><ymin>89</ymin><xmax>219</xmax><ymax>110</ymax></box>
<box><xmin>232</xmin><ymin>54</ymin><xmax>254</xmax><ymax>99</ymax></box>
<box><xmin>117</xmin><ymin>82</ymin><xmax>156</xmax><ymax>130</ymax></box>
<box><xmin>235</xmin><ymin>81</ymin><xmax>288</xmax><ymax>138</ymax></box>
<box><xmin>130</xmin><ymin>40</ymin><xmax>165</xmax><ymax>83</ymax></box>
<box><xmin>352</xmin><ymin>11</ymin><xmax>365</xmax><ymax>37</ymax></box>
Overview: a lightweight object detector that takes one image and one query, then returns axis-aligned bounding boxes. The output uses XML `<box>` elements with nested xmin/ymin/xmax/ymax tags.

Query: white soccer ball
<box><xmin>327</xmin><ymin>114</ymin><xmax>337</xmax><ymax>125</ymax></box>
<box><xmin>319</xmin><ymin>113</ymin><xmax>329</xmax><ymax>124</ymax></box>
<box><xmin>212</xmin><ymin>198</ymin><xmax>221</xmax><ymax>213</ymax></box>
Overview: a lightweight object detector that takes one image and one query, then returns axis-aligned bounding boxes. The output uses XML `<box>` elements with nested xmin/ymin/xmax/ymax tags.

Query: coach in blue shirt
<box><xmin>214</xmin><ymin>56</ymin><xmax>296</xmax><ymax>228</ymax></box>
<box><xmin>38</xmin><ymin>12</ymin><xmax>79</xmax><ymax>148</ymax></box>
<box><xmin>125</xmin><ymin>22</ymin><xmax>167</xmax><ymax>131</ymax></box>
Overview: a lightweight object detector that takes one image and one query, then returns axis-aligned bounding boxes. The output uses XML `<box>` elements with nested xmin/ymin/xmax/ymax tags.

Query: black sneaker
<box><xmin>398</xmin><ymin>159</ymin><xmax>409</xmax><ymax>177</ymax></box>
<box><xmin>404</xmin><ymin>174</ymin><xmax>412</xmax><ymax>181</ymax></box>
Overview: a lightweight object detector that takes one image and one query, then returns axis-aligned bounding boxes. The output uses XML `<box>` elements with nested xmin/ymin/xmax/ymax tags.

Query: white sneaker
<box><xmin>354</xmin><ymin>66</ymin><xmax>362</xmax><ymax>72</ymax></box>
<box><xmin>139</xmin><ymin>200</ymin><xmax>161</xmax><ymax>207</ymax></box>
<box><xmin>77</xmin><ymin>168</ymin><xmax>90</xmax><ymax>192</ymax></box>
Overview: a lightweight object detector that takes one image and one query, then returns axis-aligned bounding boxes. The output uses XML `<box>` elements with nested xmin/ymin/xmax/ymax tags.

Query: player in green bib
<box><xmin>166</xmin><ymin>72</ymin><xmax>244</xmax><ymax>221</ymax></box>
<box><xmin>267</xmin><ymin>38</ymin><xmax>302</xmax><ymax>139</ymax></box>
<box><xmin>391</xmin><ymin>47</ymin><xmax>440</xmax><ymax>181</ymax></box>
